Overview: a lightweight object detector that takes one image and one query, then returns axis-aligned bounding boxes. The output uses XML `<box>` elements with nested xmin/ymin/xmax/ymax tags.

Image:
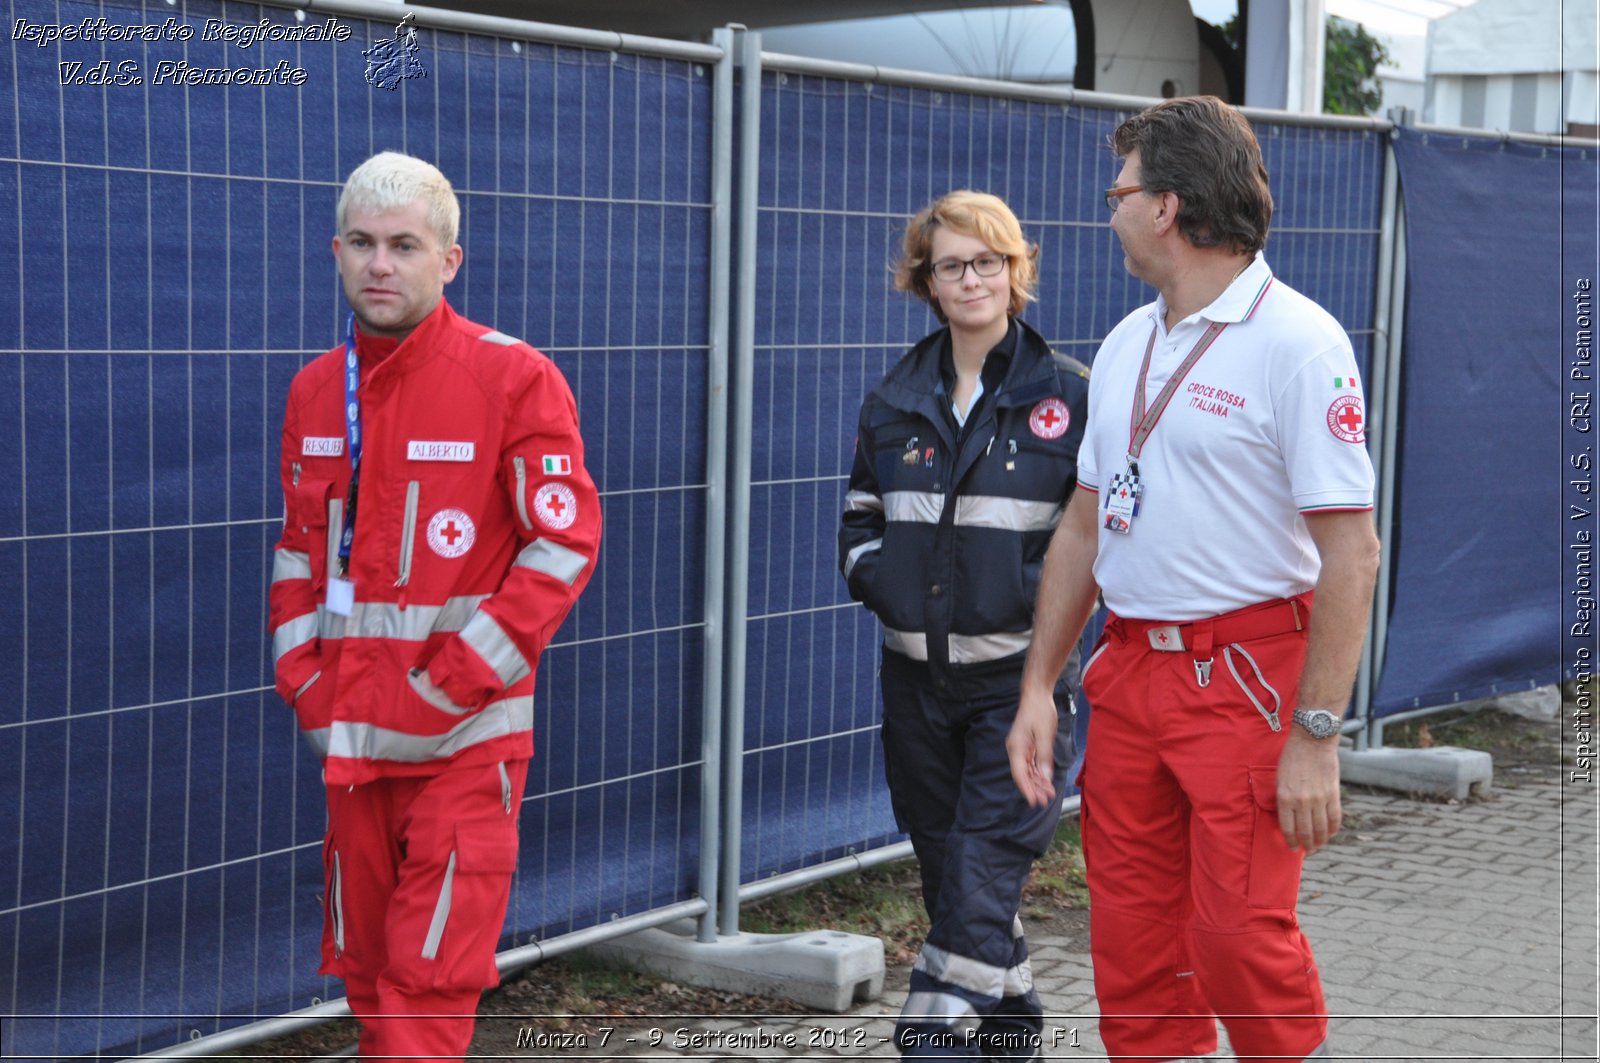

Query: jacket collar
<box><xmin>875</xmin><ymin>318</ymin><xmax>1057</xmax><ymax>415</ymax></box>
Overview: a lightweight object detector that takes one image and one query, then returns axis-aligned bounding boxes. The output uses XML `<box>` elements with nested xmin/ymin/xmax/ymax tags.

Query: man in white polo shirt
<box><xmin>1006</xmin><ymin>97</ymin><xmax>1379</xmax><ymax>1062</ymax></box>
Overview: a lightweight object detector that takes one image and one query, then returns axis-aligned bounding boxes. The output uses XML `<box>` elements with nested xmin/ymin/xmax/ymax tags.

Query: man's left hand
<box><xmin>1276</xmin><ymin>732</ymin><xmax>1341</xmax><ymax>852</ymax></box>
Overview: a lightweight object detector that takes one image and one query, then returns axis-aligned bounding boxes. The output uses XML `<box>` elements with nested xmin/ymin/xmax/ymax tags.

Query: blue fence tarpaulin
<box><xmin>1374</xmin><ymin>128</ymin><xmax>1593</xmax><ymax>716</ymax></box>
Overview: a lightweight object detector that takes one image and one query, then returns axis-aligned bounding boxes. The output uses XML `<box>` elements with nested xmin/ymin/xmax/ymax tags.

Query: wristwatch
<box><xmin>1291</xmin><ymin>708</ymin><xmax>1343</xmax><ymax>739</ymax></box>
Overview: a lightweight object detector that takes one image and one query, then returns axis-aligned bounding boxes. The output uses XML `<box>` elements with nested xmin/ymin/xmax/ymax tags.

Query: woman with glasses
<box><xmin>838</xmin><ymin>190</ymin><xmax>1089</xmax><ymax>1060</ymax></box>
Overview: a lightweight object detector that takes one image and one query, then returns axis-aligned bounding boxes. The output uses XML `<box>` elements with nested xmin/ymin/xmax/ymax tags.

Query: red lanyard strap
<box><xmin>1127</xmin><ymin>320</ymin><xmax>1228</xmax><ymax>461</ymax></box>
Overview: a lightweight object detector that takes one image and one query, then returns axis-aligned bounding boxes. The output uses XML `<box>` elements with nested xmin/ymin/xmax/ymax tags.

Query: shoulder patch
<box><xmin>478</xmin><ymin>330</ymin><xmax>522</xmax><ymax>347</ymax></box>
<box><xmin>1050</xmin><ymin>351</ymin><xmax>1091</xmax><ymax>380</ymax></box>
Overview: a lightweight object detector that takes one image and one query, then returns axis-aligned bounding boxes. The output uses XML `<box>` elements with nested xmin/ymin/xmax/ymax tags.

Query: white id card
<box><xmin>326</xmin><ymin>577</ymin><xmax>356</xmax><ymax>617</ymax></box>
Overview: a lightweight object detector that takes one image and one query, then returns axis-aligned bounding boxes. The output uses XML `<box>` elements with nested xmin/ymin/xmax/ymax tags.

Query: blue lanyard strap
<box><xmin>339</xmin><ymin>313</ymin><xmax>362</xmax><ymax>568</ymax></box>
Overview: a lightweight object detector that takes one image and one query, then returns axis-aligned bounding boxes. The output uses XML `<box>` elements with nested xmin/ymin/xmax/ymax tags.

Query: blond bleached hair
<box><xmin>893</xmin><ymin>190</ymin><xmax>1040</xmax><ymax>322</ymax></box>
<box><xmin>336</xmin><ymin>151</ymin><xmax>461</xmax><ymax>250</ymax></box>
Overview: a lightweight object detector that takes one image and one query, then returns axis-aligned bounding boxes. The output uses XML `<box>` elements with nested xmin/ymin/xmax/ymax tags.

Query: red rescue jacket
<box><xmin>269</xmin><ymin>299</ymin><xmax>601</xmax><ymax>785</ymax></box>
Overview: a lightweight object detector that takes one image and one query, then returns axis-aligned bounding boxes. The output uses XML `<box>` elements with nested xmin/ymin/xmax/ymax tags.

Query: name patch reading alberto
<box><xmin>407</xmin><ymin>440</ymin><xmax>476</xmax><ymax>462</ymax></box>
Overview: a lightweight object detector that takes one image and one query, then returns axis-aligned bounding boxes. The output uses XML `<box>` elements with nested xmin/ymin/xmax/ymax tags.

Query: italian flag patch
<box><xmin>542</xmin><ymin>454</ymin><xmax>572</xmax><ymax>475</ymax></box>
<box><xmin>1334</xmin><ymin>376</ymin><xmax>1358</xmax><ymax>389</ymax></box>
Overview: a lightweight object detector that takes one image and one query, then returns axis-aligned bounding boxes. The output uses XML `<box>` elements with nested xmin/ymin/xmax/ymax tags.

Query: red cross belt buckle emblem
<box><xmin>426</xmin><ymin>508</ymin><xmax>477</xmax><ymax>559</ymax></box>
<box><xmin>1029</xmin><ymin>397</ymin><xmax>1070</xmax><ymax>440</ymax></box>
<box><xmin>1326</xmin><ymin>394</ymin><xmax>1366</xmax><ymax>444</ymax></box>
<box><xmin>533</xmin><ymin>482</ymin><xmax>579</xmax><ymax>531</ymax></box>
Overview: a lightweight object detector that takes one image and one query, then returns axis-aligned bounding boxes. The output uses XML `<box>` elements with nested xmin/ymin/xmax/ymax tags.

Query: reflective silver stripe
<box><xmin>326</xmin><ymin>497</ymin><xmax>344</xmax><ymax>581</ymax></box>
<box><xmin>949</xmin><ymin>630</ymin><xmax>1032</xmax><ymax>664</ymax></box>
<box><xmin>884</xmin><ymin>628</ymin><xmax>1031</xmax><ymax>664</ymax></box>
<box><xmin>884</xmin><ymin>490</ymin><xmax>944</xmax><ymax>524</ymax></box>
<box><xmin>301</xmin><ymin>726</ymin><xmax>331</xmax><ymax>758</ymax></box>
<box><xmin>953</xmin><ymin>495</ymin><xmax>1063</xmax><ymax>532</ymax></box>
<box><xmin>845</xmin><ymin>490</ymin><xmax>883</xmax><ymax>513</ymax></box>
<box><xmin>515</xmin><ymin>538</ymin><xmax>588</xmax><ymax>586</ymax></box>
<box><xmin>318</xmin><ymin>595</ymin><xmax>491</xmax><ymax>644</ymax></box>
<box><xmin>272</xmin><ymin>549</ymin><xmax>312</xmax><ymax>583</ymax></box>
<box><xmin>883</xmin><ymin>628</ymin><xmax>928</xmax><ymax>661</ymax></box>
<box><xmin>498</xmin><ymin>761</ymin><xmax>513</xmax><ymax>814</ymax></box>
<box><xmin>293</xmin><ymin>671</ymin><xmax>322</xmax><ymax>702</ymax></box>
<box><xmin>914</xmin><ymin>942</ymin><xmax>1006</xmax><ymax>998</ymax></box>
<box><xmin>325</xmin><ymin>695</ymin><xmax>534</xmax><ymax>762</ymax></box>
<box><xmin>331</xmin><ymin>850</ymin><xmax>345</xmax><ymax>955</ymax></box>
<box><xmin>396</xmin><ymin>481</ymin><xmax>419</xmax><ymax>587</ymax></box>
<box><xmin>479</xmin><ymin>330</ymin><xmax>520</xmax><ymax>346</ymax></box>
<box><xmin>459</xmin><ymin>610</ymin><xmax>531</xmax><ymax>687</ymax></box>
<box><xmin>1003</xmin><ymin>956</ymin><xmax>1035</xmax><ymax>997</ymax></box>
<box><xmin>420</xmin><ymin>850</ymin><xmax>457</xmax><ymax>960</ymax></box>
<box><xmin>513</xmin><ymin>456</ymin><xmax>534</xmax><ymax>531</ymax></box>
<box><xmin>272</xmin><ymin>612</ymin><xmax>319</xmax><ymax>663</ymax></box>
<box><xmin>408</xmin><ymin>667</ymin><xmax>476</xmax><ymax>716</ymax></box>
<box><xmin>843</xmin><ymin>538</ymin><xmax>881</xmax><ymax>579</ymax></box>
<box><xmin>901</xmin><ymin>990</ymin><xmax>979</xmax><ymax>1025</ymax></box>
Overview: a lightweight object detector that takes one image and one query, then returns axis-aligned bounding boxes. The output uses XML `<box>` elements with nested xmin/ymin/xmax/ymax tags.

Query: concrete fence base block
<box><xmin>586</xmin><ymin>918</ymin><xmax>886</xmax><ymax>1013</ymax></box>
<box><xmin>1339</xmin><ymin>745</ymin><xmax>1493</xmax><ymax>800</ymax></box>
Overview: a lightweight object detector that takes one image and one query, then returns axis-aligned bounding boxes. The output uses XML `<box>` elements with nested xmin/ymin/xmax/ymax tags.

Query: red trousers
<box><xmin>322</xmin><ymin>759</ymin><xmax>528</xmax><ymax>1062</ymax></box>
<box><xmin>1078</xmin><ymin>596</ymin><xmax>1327</xmax><ymax>1063</ymax></box>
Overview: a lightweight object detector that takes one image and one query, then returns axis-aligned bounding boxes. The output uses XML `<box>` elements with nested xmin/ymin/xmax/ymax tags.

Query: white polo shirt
<box><xmin>1078</xmin><ymin>254</ymin><xmax>1375</xmax><ymax>620</ymax></box>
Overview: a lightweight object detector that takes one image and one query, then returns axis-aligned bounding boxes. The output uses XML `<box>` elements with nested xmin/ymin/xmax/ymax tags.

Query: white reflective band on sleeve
<box><xmin>949</xmin><ymin>630</ymin><xmax>1032</xmax><ymax>664</ymax></box>
<box><xmin>845</xmin><ymin>490</ymin><xmax>884</xmax><ymax>513</ymax></box>
<box><xmin>914</xmin><ymin>943</ymin><xmax>1007</xmax><ymax>998</ymax></box>
<box><xmin>478</xmin><ymin>330</ymin><xmax>521</xmax><ymax>346</ymax></box>
<box><xmin>301</xmin><ymin>726</ymin><xmax>331</xmax><ymax>758</ymax></box>
<box><xmin>900</xmin><ymin>990</ymin><xmax>979</xmax><ymax>1025</ymax></box>
<box><xmin>420</xmin><ymin>850</ymin><xmax>456</xmax><ymax>960</ymax></box>
<box><xmin>954</xmin><ymin>495</ymin><xmax>1063</xmax><ymax>532</ymax></box>
<box><xmin>459</xmin><ymin>611</ymin><xmax>532</xmax><ymax>688</ymax></box>
<box><xmin>272</xmin><ymin>549</ymin><xmax>312</xmax><ymax>583</ymax></box>
<box><xmin>325</xmin><ymin>695</ymin><xmax>534</xmax><ymax>762</ymax></box>
<box><xmin>515</xmin><ymin>538</ymin><xmax>589</xmax><ymax>586</ymax></box>
<box><xmin>843</xmin><ymin>539</ymin><xmax>881</xmax><ymax>579</ymax></box>
<box><xmin>883</xmin><ymin>628</ymin><xmax>928</xmax><ymax>661</ymax></box>
<box><xmin>1003</xmin><ymin>956</ymin><xmax>1035</xmax><ymax>997</ymax></box>
<box><xmin>884</xmin><ymin>490</ymin><xmax>945</xmax><ymax>524</ymax></box>
<box><xmin>272</xmin><ymin>612</ymin><xmax>319</xmax><ymax>663</ymax></box>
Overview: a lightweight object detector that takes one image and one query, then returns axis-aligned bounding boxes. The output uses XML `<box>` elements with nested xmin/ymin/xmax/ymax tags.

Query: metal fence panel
<box><xmin>736</xmin><ymin>60</ymin><xmax>1387</xmax><ymax>885</ymax></box>
<box><xmin>0</xmin><ymin>0</ymin><xmax>717</xmax><ymax>1057</ymax></box>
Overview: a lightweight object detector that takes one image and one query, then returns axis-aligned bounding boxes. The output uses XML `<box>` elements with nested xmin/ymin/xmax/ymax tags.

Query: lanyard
<box><xmin>1126</xmin><ymin>319</ymin><xmax>1228</xmax><ymax>465</ymax></box>
<box><xmin>339</xmin><ymin>313</ymin><xmax>362</xmax><ymax>569</ymax></box>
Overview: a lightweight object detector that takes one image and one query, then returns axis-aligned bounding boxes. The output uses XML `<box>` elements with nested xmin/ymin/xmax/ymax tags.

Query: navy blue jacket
<box><xmin>840</xmin><ymin>319</ymin><xmax>1089</xmax><ymax>692</ymax></box>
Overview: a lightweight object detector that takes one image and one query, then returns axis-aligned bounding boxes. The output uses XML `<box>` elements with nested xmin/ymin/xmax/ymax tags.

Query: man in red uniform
<box><xmin>1007</xmin><ymin>98</ymin><xmax>1380</xmax><ymax>1062</ymax></box>
<box><xmin>268</xmin><ymin>151</ymin><xmax>601</xmax><ymax>1060</ymax></box>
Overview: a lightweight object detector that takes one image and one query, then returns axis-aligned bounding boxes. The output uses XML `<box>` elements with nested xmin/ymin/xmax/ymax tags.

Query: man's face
<box><xmin>1108</xmin><ymin>150</ymin><xmax>1156</xmax><ymax>283</ymax></box>
<box><xmin>333</xmin><ymin>199</ymin><xmax>462</xmax><ymax>340</ymax></box>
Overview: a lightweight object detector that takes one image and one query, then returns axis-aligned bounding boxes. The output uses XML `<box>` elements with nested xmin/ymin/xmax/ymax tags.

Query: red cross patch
<box><xmin>1326</xmin><ymin>395</ymin><xmax>1366</xmax><ymax>444</ymax></box>
<box><xmin>533</xmin><ymin>482</ymin><xmax>579</xmax><ymax>531</ymax></box>
<box><xmin>1029</xmin><ymin>398</ymin><xmax>1070</xmax><ymax>440</ymax></box>
<box><xmin>426</xmin><ymin>508</ymin><xmax>477</xmax><ymax>559</ymax></box>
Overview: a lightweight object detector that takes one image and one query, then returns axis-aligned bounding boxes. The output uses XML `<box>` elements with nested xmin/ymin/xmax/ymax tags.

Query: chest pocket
<box><xmin>870</xmin><ymin>417</ymin><xmax>939</xmax><ymax>493</ymax></box>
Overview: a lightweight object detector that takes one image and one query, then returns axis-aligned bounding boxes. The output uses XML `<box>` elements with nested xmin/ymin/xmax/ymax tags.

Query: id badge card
<box><xmin>326</xmin><ymin>576</ymin><xmax>356</xmax><ymax>617</ymax></box>
<box><xmin>1103</xmin><ymin>467</ymin><xmax>1143</xmax><ymax>535</ymax></box>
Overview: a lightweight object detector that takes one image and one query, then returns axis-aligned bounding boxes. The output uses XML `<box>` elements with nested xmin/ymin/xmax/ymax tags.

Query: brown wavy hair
<box><xmin>1111</xmin><ymin>96</ymin><xmax>1273</xmax><ymax>255</ymax></box>
<box><xmin>893</xmin><ymin>190</ymin><xmax>1039</xmax><ymax>322</ymax></box>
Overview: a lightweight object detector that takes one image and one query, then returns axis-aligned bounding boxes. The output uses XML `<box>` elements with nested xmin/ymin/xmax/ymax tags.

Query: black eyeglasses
<box><xmin>929</xmin><ymin>253</ymin><xmax>1008</xmax><ymax>283</ymax></box>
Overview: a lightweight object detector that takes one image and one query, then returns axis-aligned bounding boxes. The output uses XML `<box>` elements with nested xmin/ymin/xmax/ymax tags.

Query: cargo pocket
<box><xmin>424</xmin><ymin>819</ymin><xmax>521</xmax><ymax>990</ymax></box>
<box><xmin>1246</xmin><ymin>769</ymin><xmax>1301</xmax><ymax>909</ymax></box>
<box><xmin>320</xmin><ymin>831</ymin><xmax>347</xmax><ymax>973</ymax></box>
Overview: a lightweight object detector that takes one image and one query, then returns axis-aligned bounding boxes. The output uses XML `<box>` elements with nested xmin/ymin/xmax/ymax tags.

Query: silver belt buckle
<box><xmin>1146</xmin><ymin>625</ymin><xmax>1185</xmax><ymax>651</ymax></box>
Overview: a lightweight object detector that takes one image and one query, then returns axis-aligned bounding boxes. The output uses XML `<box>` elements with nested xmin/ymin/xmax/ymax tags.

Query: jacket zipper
<box><xmin>331</xmin><ymin>849</ymin><xmax>346</xmax><ymax>957</ymax></box>
<box><xmin>292</xmin><ymin>461</ymin><xmax>302</xmax><ymax>488</ymax></box>
<box><xmin>395</xmin><ymin>480</ymin><xmax>419</xmax><ymax>610</ymax></box>
<box><xmin>512</xmin><ymin>456</ymin><xmax>535</xmax><ymax>532</ymax></box>
<box><xmin>499</xmin><ymin>761</ymin><xmax>513</xmax><ymax>814</ymax></box>
<box><xmin>325</xmin><ymin>498</ymin><xmax>344</xmax><ymax>589</ymax></box>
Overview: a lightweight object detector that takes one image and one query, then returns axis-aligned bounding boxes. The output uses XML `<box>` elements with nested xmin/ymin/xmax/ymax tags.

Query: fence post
<box><xmin>697</xmin><ymin>26</ymin><xmax>737</xmax><ymax>944</ymax></box>
<box><xmin>718</xmin><ymin>25</ymin><xmax>762</xmax><ymax>939</ymax></box>
<box><xmin>1355</xmin><ymin>126</ymin><xmax>1403</xmax><ymax>751</ymax></box>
